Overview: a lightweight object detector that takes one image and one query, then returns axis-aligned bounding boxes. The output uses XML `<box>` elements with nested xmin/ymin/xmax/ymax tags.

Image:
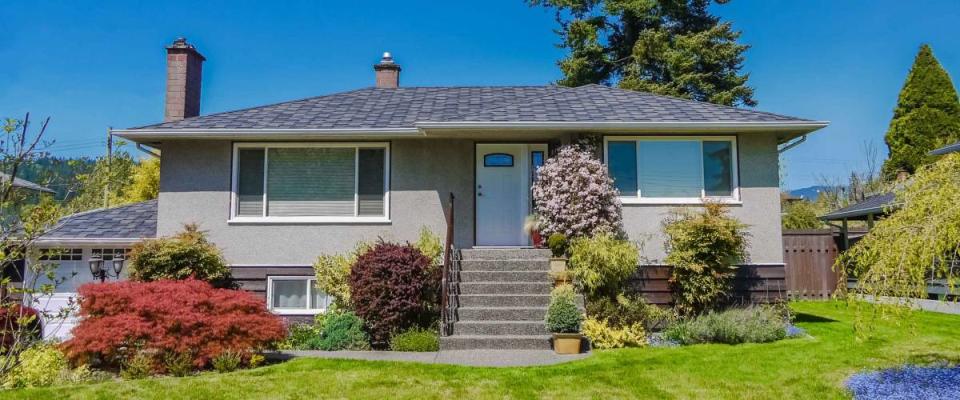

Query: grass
<box><xmin>8</xmin><ymin>301</ymin><xmax>960</xmax><ymax>399</ymax></box>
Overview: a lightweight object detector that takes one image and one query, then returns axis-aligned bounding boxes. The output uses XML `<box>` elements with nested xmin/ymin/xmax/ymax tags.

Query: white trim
<box><xmin>230</xmin><ymin>142</ymin><xmax>390</xmax><ymax>223</ymax></box>
<box><xmin>266</xmin><ymin>276</ymin><xmax>329</xmax><ymax>315</ymax></box>
<box><xmin>416</xmin><ymin>120</ymin><xmax>830</xmax><ymax>132</ymax></box>
<box><xmin>34</xmin><ymin>238</ymin><xmax>146</xmax><ymax>246</ymax></box>
<box><xmin>604</xmin><ymin>135</ymin><xmax>741</xmax><ymax>205</ymax></box>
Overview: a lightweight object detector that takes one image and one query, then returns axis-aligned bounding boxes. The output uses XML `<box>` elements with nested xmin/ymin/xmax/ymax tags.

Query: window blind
<box><xmin>266</xmin><ymin>148</ymin><xmax>356</xmax><ymax>217</ymax></box>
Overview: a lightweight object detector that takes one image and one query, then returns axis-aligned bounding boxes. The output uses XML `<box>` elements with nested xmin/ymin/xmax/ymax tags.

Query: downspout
<box><xmin>108</xmin><ymin>129</ymin><xmax>160</xmax><ymax>158</ymax></box>
<box><xmin>778</xmin><ymin>135</ymin><xmax>807</xmax><ymax>154</ymax></box>
<box><xmin>136</xmin><ymin>143</ymin><xmax>161</xmax><ymax>158</ymax></box>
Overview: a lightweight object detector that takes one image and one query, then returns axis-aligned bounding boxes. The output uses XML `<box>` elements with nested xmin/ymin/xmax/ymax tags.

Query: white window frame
<box><xmin>603</xmin><ymin>135</ymin><xmax>740</xmax><ymax>205</ymax></box>
<box><xmin>230</xmin><ymin>142</ymin><xmax>391</xmax><ymax>224</ymax></box>
<box><xmin>266</xmin><ymin>276</ymin><xmax>329</xmax><ymax>315</ymax></box>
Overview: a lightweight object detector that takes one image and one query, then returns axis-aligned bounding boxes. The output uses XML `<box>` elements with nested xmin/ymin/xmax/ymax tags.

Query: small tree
<box><xmin>121</xmin><ymin>157</ymin><xmax>160</xmax><ymax>203</ymax></box>
<box><xmin>663</xmin><ymin>203</ymin><xmax>748</xmax><ymax>316</ymax></box>
<box><xmin>532</xmin><ymin>145</ymin><xmax>623</xmax><ymax>239</ymax></box>
<box><xmin>837</xmin><ymin>153</ymin><xmax>960</xmax><ymax>331</ymax></box>
<box><xmin>0</xmin><ymin>114</ymin><xmax>69</xmax><ymax>379</ymax></box>
<box><xmin>128</xmin><ymin>224</ymin><xmax>232</xmax><ymax>288</ymax></box>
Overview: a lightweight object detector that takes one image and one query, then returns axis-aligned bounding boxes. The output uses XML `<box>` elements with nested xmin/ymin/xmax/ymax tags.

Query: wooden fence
<box><xmin>627</xmin><ymin>265</ymin><xmax>787</xmax><ymax>306</ymax></box>
<box><xmin>782</xmin><ymin>229</ymin><xmax>842</xmax><ymax>300</ymax></box>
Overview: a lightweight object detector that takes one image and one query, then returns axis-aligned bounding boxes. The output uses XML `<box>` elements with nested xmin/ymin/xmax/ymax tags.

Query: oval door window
<box><xmin>484</xmin><ymin>153</ymin><xmax>514</xmax><ymax>167</ymax></box>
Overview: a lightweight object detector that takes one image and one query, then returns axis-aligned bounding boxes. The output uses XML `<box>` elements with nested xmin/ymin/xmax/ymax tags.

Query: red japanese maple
<box><xmin>63</xmin><ymin>279</ymin><xmax>285</xmax><ymax>367</ymax></box>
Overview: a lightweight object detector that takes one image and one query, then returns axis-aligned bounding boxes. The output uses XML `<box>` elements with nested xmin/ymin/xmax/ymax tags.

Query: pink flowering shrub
<box><xmin>532</xmin><ymin>145</ymin><xmax>624</xmax><ymax>238</ymax></box>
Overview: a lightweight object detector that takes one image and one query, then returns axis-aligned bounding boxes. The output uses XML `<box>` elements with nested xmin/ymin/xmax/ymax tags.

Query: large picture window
<box><xmin>605</xmin><ymin>136</ymin><xmax>738</xmax><ymax>203</ymax></box>
<box><xmin>232</xmin><ymin>143</ymin><xmax>389</xmax><ymax>222</ymax></box>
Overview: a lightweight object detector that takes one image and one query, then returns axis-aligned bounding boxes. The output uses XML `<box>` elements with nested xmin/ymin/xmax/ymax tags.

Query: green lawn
<box><xmin>8</xmin><ymin>302</ymin><xmax>960</xmax><ymax>399</ymax></box>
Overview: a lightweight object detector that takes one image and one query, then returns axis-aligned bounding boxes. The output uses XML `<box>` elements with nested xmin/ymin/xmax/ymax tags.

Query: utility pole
<box><xmin>104</xmin><ymin>127</ymin><xmax>112</xmax><ymax>209</ymax></box>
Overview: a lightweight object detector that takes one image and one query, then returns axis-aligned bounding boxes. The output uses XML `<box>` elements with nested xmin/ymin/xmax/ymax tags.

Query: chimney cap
<box><xmin>374</xmin><ymin>51</ymin><xmax>400</xmax><ymax>71</ymax></box>
<box><xmin>166</xmin><ymin>37</ymin><xmax>206</xmax><ymax>61</ymax></box>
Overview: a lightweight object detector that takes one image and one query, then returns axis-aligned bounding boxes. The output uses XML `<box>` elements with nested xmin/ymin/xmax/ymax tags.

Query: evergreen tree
<box><xmin>530</xmin><ymin>0</ymin><xmax>755</xmax><ymax>107</ymax></box>
<box><xmin>882</xmin><ymin>44</ymin><xmax>960</xmax><ymax>177</ymax></box>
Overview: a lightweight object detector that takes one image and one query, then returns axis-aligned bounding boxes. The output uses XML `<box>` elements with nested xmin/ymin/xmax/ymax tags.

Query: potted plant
<box><xmin>547</xmin><ymin>233</ymin><xmax>568</xmax><ymax>282</ymax></box>
<box><xmin>545</xmin><ymin>284</ymin><xmax>583</xmax><ymax>354</ymax></box>
<box><xmin>524</xmin><ymin>214</ymin><xmax>544</xmax><ymax>248</ymax></box>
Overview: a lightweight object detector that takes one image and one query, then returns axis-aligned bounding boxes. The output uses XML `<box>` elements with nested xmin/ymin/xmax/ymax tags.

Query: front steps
<box><xmin>440</xmin><ymin>248</ymin><xmax>556</xmax><ymax>350</ymax></box>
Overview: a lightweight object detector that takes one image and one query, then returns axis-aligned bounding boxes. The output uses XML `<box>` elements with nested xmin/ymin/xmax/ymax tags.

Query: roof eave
<box><xmin>112</xmin><ymin>128</ymin><xmax>425</xmax><ymax>142</ymax></box>
<box><xmin>415</xmin><ymin>120</ymin><xmax>830</xmax><ymax>134</ymax></box>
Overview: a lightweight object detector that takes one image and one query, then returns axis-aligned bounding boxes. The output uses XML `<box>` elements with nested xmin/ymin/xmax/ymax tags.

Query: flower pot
<box><xmin>549</xmin><ymin>257</ymin><xmax>567</xmax><ymax>274</ymax></box>
<box><xmin>552</xmin><ymin>333</ymin><xmax>582</xmax><ymax>354</ymax></box>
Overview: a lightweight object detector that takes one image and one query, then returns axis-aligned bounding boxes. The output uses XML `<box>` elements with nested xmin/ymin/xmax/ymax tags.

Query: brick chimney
<box><xmin>164</xmin><ymin>37</ymin><xmax>205</xmax><ymax>122</ymax></box>
<box><xmin>374</xmin><ymin>52</ymin><xmax>400</xmax><ymax>88</ymax></box>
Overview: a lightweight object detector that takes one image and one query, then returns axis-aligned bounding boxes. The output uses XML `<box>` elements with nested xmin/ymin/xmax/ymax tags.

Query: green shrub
<box><xmin>414</xmin><ymin>226</ymin><xmax>443</xmax><ymax>266</ymax></box>
<box><xmin>313</xmin><ymin>242</ymin><xmax>370</xmax><ymax>309</ymax></box>
<box><xmin>2</xmin><ymin>343</ymin><xmax>68</xmax><ymax>389</ymax></box>
<box><xmin>211</xmin><ymin>351</ymin><xmax>243</xmax><ymax>373</ymax></box>
<box><xmin>547</xmin><ymin>233</ymin><xmax>568</xmax><ymax>257</ymax></box>
<box><xmin>280</xmin><ymin>322</ymin><xmax>324</xmax><ymax>350</ymax></box>
<box><xmin>568</xmin><ymin>233</ymin><xmax>638</xmax><ymax>296</ymax></box>
<box><xmin>663</xmin><ymin>306</ymin><xmax>787</xmax><ymax>345</ymax></box>
<box><xmin>663</xmin><ymin>203</ymin><xmax>748</xmax><ymax>316</ymax></box>
<box><xmin>128</xmin><ymin>224</ymin><xmax>233</xmax><ymax>288</ymax></box>
<box><xmin>162</xmin><ymin>351</ymin><xmax>194</xmax><ymax>377</ymax></box>
<box><xmin>389</xmin><ymin>328</ymin><xmax>439</xmax><ymax>352</ymax></box>
<box><xmin>545</xmin><ymin>284</ymin><xmax>583</xmax><ymax>333</ymax></box>
<box><xmin>582</xmin><ymin>318</ymin><xmax>646</xmax><ymax>349</ymax></box>
<box><xmin>120</xmin><ymin>351</ymin><xmax>155</xmax><ymax>380</ymax></box>
<box><xmin>586</xmin><ymin>293</ymin><xmax>676</xmax><ymax>331</ymax></box>
<box><xmin>316</xmin><ymin>309</ymin><xmax>370</xmax><ymax>351</ymax></box>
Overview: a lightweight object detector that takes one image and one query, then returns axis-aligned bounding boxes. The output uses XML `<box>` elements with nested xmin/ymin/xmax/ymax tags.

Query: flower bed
<box><xmin>846</xmin><ymin>365</ymin><xmax>960</xmax><ymax>400</ymax></box>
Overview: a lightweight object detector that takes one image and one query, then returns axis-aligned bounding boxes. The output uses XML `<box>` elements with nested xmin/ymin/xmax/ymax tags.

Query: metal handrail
<box><xmin>441</xmin><ymin>192</ymin><xmax>455</xmax><ymax>336</ymax></box>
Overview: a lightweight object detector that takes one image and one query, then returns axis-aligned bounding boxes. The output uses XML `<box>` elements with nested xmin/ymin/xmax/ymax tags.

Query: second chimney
<box><xmin>165</xmin><ymin>37</ymin><xmax>205</xmax><ymax>122</ymax></box>
<box><xmin>374</xmin><ymin>52</ymin><xmax>401</xmax><ymax>88</ymax></box>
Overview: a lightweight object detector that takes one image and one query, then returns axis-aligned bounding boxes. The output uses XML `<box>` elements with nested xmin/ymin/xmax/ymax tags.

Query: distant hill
<box><xmin>789</xmin><ymin>185</ymin><xmax>837</xmax><ymax>202</ymax></box>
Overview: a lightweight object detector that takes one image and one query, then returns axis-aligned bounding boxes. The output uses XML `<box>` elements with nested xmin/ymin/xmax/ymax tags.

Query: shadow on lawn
<box><xmin>793</xmin><ymin>313</ymin><xmax>838</xmax><ymax>323</ymax></box>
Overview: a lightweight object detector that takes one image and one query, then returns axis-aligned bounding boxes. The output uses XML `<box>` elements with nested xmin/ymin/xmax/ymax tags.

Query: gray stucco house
<box><xmin>102</xmin><ymin>39</ymin><xmax>827</xmax><ymax>343</ymax></box>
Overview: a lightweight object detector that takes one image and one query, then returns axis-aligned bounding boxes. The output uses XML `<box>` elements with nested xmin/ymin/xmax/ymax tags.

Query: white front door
<box><xmin>475</xmin><ymin>143</ymin><xmax>547</xmax><ymax>246</ymax></box>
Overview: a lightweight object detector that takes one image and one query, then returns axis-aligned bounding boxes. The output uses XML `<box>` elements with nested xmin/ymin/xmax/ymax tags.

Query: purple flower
<box><xmin>846</xmin><ymin>365</ymin><xmax>960</xmax><ymax>400</ymax></box>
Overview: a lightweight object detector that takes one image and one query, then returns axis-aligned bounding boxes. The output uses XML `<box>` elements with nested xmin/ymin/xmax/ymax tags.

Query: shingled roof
<box><xmin>130</xmin><ymin>84</ymin><xmax>815</xmax><ymax>131</ymax></box>
<box><xmin>820</xmin><ymin>192</ymin><xmax>897</xmax><ymax>221</ymax></box>
<box><xmin>40</xmin><ymin>200</ymin><xmax>157</xmax><ymax>242</ymax></box>
<box><xmin>0</xmin><ymin>172</ymin><xmax>54</xmax><ymax>194</ymax></box>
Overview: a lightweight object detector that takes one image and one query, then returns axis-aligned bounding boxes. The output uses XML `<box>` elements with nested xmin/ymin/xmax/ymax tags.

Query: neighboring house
<box><xmin>0</xmin><ymin>172</ymin><xmax>55</xmax><ymax>218</ymax></box>
<box><xmin>27</xmin><ymin>200</ymin><xmax>156</xmax><ymax>339</ymax></box>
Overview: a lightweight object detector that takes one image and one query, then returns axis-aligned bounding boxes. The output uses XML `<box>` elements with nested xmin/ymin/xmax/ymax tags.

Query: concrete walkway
<box><xmin>268</xmin><ymin>350</ymin><xmax>592</xmax><ymax>367</ymax></box>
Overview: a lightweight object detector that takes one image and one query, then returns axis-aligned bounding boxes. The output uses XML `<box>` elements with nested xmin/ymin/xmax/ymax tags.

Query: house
<box><xmin>46</xmin><ymin>38</ymin><xmax>828</xmax><ymax>347</ymax></box>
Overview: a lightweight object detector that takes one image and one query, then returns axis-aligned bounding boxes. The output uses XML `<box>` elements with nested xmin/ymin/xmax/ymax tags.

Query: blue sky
<box><xmin>2</xmin><ymin>0</ymin><xmax>958</xmax><ymax>189</ymax></box>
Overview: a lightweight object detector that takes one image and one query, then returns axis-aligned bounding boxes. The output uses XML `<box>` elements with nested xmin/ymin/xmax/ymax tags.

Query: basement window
<box><xmin>267</xmin><ymin>276</ymin><xmax>331</xmax><ymax>315</ymax></box>
<box><xmin>231</xmin><ymin>143</ymin><xmax>390</xmax><ymax>223</ymax></box>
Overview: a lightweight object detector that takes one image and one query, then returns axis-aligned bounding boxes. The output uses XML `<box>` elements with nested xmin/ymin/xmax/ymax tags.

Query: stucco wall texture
<box><xmin>158</xmin><ymin>134</ymin><xmax>782</xmax><ymax>266</ymax></box>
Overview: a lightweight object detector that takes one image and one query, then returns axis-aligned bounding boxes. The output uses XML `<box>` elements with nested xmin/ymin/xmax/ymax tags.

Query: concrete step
<box><xmin>440</xmin><ymin>335</ymin><xmax>552</xmax><ymax>350</ymax></box>
<box><xmin>453</xmin><ymin>320</ymin><xmax>548</xmax><ymax>336</ymax></box>
<box><xmin>458</xmin><ymin>307</ymin><xmax>547</xmax><ymax>321</ymax></box>
<box><xmin>459</xmin><ymin>282</ymin><xmax>552</xmax><ymax>295</ymax></box>
<box><xmin>458</xmin><ymin>294</ymin><xmax>553</xmax><ymax>307</ymax></box>
<box><xmin>459</xmin><ymin>259</ymin><xmax>550</xmax><ymax>272</ymax></box>
<box><xmin>459</xmin><ymin>270</ymin><xmax>550</xmax><ymax>282</ymax></box>
<box><xmin>460</xmin><ymin>248</ymin><xmax>552</xmax><ymax>261</ymax></box>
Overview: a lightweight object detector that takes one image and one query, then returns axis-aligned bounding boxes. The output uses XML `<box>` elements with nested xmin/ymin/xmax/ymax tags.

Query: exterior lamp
<box><xmin>89</xmin><ymin>253</ymin><xmax>125</xmax><ymax>283</ymax></box>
